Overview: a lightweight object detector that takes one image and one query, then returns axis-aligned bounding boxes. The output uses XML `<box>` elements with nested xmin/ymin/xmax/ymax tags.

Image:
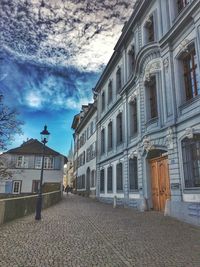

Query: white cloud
<box><xmin>26</xmin><ymin>91</ymin><xmax>42</xmax><ymax>108</ymax></box>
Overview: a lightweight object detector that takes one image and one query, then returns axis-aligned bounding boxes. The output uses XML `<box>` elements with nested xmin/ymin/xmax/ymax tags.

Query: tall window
<box><xmin>129</xmin><ymin>99</ymin><xmax>138</xmax><ymax>137</ymax></box>
<box><xmin>100</xmin><ymin>169</ymin><xmax>105</xmax><ymax>193</ymax></box>
<box><xmin>146</xmin><ymin>76</ymin><xmax>158</xmax><ymax>120</ymax></box>
<box><xmin>116</xmin><ymin>163</ymin><xmax>123</xmax><ymax>191</ymax></box>
<box><xmin>107</xmin><ymin>166</ymin><xmax>113</xmax><ymax>192</ymax></box>
<box><xmin>108</xmin><ymin>80</ymin><xmax>113</xmax><ymax>104</ymax></box>
<box><xmin>101</xmin><ymin>91</ymin><xmax>105</xmax><ymax>112</ymax></box>
<box><xmin>44</xmin><ymin>157</ymin><xmax>54</xmax><ymax>169</ymax></box>
<box><xmin>182</xmin><ymin>44</ymin><xmax>200</xmax><ymax>101</ymax></box>
<box><xmin>12</xmin><ymin>180</ymin><xmax>21</xmax><ymax>194</ymax></box>
<box><xmin>101</xmin><ymin>129</ymin><xmax>105</xmax><ymax>155</ymax></box>
<box><xmin>129</xmin><ymin>157</ymin><xmax>138</xmax><ymax>191</ymax></box>
<box><xmin>107</xmin><ymin>121</ymin><xmax>113</xmax><ymax>150</ymax></box>
<box><xmin>117</xmin><ymin>113</ymin><xmax>123</xmax><ymax>144</ymax></box>
<box><xmin>182</xmin><ymin>135</ymin><xmax>200</xmax><ymax>188</ymax></box>
<box><xmin>116</xmin><ymin>67</ymin><xmax>122</xmax><ymax>93</ymax></box>
<box><xmin>177</xmin><ymin>0</ymin><xmax>189</xmax><ymax>13</ymax></box>
<box><xmin>145</xmin><ymin>15</ymin><xmax>154</xmax><ymax>43</ymax></box>
<box><xmin>128</xmin><ymin>46</ymin><xmax>135</xmax><ymax>76</ymax></box>
<box><xmin>32</xmin><ymin>180</ymin><xmax>40</xmax><ymax>193</ymax></box>
<box><xmin>91</xmin><ymin>170</ymin><xmax>96</xmax><ymax>188</ymax></box>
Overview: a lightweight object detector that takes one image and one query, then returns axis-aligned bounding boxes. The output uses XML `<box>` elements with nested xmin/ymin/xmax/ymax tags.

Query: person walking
<box><xmin>65</xmin><ymin>185</ymin><xmax>70</xmax><ymax>195</ymax></box>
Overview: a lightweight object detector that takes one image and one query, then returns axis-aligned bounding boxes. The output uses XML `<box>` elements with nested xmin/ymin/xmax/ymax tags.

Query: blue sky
<box><xmin>0</xmin><ymin>0</ymin><xmax>134</xmax><ymax>155</ymax></box>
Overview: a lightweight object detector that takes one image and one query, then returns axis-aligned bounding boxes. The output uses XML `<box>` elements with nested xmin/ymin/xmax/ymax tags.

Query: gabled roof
<box><xmin>6</xmin><ymin>139</ymin><xmax>66</xmax><ymax>158</ymax></box>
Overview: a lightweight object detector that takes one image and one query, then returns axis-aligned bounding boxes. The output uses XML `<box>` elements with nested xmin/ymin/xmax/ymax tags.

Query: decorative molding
<box><xmin>178</xmin><ymin>39</ymin><xmax>190</xmax><ymax>54</ymax></box>
<box><xmin>142</xmin><ymin>137</ymin><xmax>153</xmax><ymax>152</ymax></box>
<box><xmin>185</xmin><ymin>127</ymin><xmax>194</xmax><ymax>139</ymax></box>
<box><xmin>166</xmin><ymin>127</ymin><xmax>174</xmax><ymax>150</ymax></box>
<box><xmin>163</xmin><ymin>58</ymin><xmax>169</xmax><ymax>69</ymax></box>
<box><xmin>143</xmin><ymin>59</ymin><xmax>161</xmax><ymax>83</ymax></box>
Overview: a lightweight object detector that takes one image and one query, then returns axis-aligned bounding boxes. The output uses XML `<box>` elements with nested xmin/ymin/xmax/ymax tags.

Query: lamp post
<box><xmin>35</xmin><ymin>125</ymin><xmax>50</xmax><ymax>220</ymax></box>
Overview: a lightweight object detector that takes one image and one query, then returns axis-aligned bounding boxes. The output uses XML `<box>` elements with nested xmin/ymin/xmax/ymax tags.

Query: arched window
<box><xmin>116</xmin><ymin>113</ymin><xmax>123</xmax><ymax>144</ymax></box>
<box><xmin>116</xmin><ymin>67</ymin><xmax>122</xmax><ymax>93</ymax></box>
<box><xmin>100</xmin><ymin>169</ymin><xmax>105</xmax><ymax>193</ymax></box>
<box><xmin>129</xmin><ymin>157</ymin><xmax>138</xmax><ymax>191</ymax></box>
<box><xmin>101</xmin><ymin>128</ymin><xmax>105</xmax><ymax>155</ymax></box>
<box><xmin>182</xmin><ymin>135</ymin><xmax>200</xmax><ymax>188</ymax></box>
<box><xmin>107</xmin><ymin>166</ymin><xmax>113</xmax><ymax>192</ymax></box>
<box><xmin>129</xmin><ymin>98</ymin><xmax>138</xmax><ymax>137</ymax></box>
<box><xmin>101</xmin><ymin>91</ymin><xmax>105</xmax><ymax>112</ymax></box>
<box><xmin>107</xmin><ymin>121</ymin><xmax>113</xmax><ymax>150</ymax></box>
<box><xmin>116</xmin><ymin>162</ymin><xmax>123</xmax><ymax>192</ymax></box>
<box><xmin>146</xmin><ymin>76</ymin><xmax>158</xmax><ymax>120</ymax></box>
<box><xmin>108</xmin><ymin>80</ymin><xmax>113</xmax><ymax>104</ymax></box>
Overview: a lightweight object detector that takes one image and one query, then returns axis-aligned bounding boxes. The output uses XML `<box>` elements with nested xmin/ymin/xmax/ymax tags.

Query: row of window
<box><xmin>77</xmin><ymin>170</ymin><xmax>96</xmax><ymax>189</ymax></box>
<box><xmin>12</xmin><ymin>180</ymin><xmax>40</xmax><ymax>194</ymax></box>
<box><xmin>16</xmin><ymin>156</ymin><xmax>54</xmax><ymax>169</ymax></box>
<box><xmin>75</xmin><ymin>118</ymin><xmax>97</xmax><ymax>150</ymax></box>
<box><xmin>101</xmin><ymin>101</ymin><xmax>138</xmax><ymax>154</ymax></box>
<box><xmin>100</xmin><ymin>158</ymin><xmax>138</xmax><ymax>193</ymax></box>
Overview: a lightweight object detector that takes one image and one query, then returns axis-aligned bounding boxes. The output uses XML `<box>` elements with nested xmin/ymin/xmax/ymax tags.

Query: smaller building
<box><xmin>63</xmin><ymin>143</ymin><xmax>74</xmax><ymax>188</ymax></box>
<box><xmin>0</xmin><ymin>139</ymin><xmax>67</xmax><ymax>194</ymax></box>
<box><xmin>72</xmin><ymin>102</ymin><xmax>97</xmax><ymax>197</ymax></box>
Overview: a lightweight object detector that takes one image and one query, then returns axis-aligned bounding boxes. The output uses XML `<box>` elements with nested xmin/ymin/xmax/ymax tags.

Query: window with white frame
<box><xmin>44</xmin><ymin>157</ymin><xmax>54</xmax><ymax>169</ymax></box>
<box><xmin>16</xmin><ymin>156</ymin><xmax>28</xmax><ymax>168</ymax></box>
<box><xmin>116</xmin><ymin>162</ymin><xmax>123</xmax><ymax>192</ymax></box>
<box><xmin>108</xmin><ymin>80</ymin><xmax>113</xmax><ymax>104</ymax></box>
<box><xmin>116</xmin><ymin>112</ymin><xmax>123</xmax><ymax>144</ymax></box>
<box><xmin>129</xmin><ymin>98</ymin><xmax>138</xmax><ymax>137</ymax></box>
<box><xmin>100</xmin><ymin>169</ymin><xmax>105</xmax><ymax>193</ymax></box>
<box><xmin>12</xmin><ymin>180</ymin><xmax>21</xmax><ymax>194</ymax></box>
<box><xmin>107</xmin><ymin>166</ymin><xmax>113</xmax><ymax>192</ymax></box>
<box><xmin>180</xmin><ymin>43</ymin><xmax>200</xmax><ymax>102</ymax></box>
<box><xmin>146</xmin><ymin>76</ymin><xmax>158</xmax><ymax>120</ymax></box>
<box><xmin>116</xmin><ymin>67</ymin><xmax>122</xmax><ymax>93</ymax></box>
<box><xmin>107</xmin><ymin>121</ymin><xmax>113</xmax><ymax>150</ymax></box>
<box><xmin>182</xmin><ymin>135</ymin><xmax>200</xmax><ymax>188</ymax></box>
<box><xmin>35</xmin><ymin>156</ymin><xmax>42</xmax><ymax>169</ymax></box>
<box><xmin>129</xmin><ymin>157</ymin><xmax>138</xmax><ymax>191</ymax></box>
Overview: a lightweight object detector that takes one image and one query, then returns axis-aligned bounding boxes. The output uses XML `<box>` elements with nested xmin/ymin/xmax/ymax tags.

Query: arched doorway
<box><xmin>147</xmin><ymin>149</ymin><xmax>171</xmax><ymax>212</ymax></box>
<box><xmin>86</xmin><ymin>167</ymin><xmax>90</xmax><ymax>194</ymax></box>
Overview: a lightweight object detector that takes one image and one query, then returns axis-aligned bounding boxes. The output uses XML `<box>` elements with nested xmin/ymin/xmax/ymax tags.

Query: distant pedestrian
<box><xmin>65</xmin><ymin>185</ymin><xmax>70</xmax><ymax>195</ymax></box>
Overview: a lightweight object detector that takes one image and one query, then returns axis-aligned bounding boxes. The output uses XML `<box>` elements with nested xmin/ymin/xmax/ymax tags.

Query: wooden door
<box><xmin>149</xmin><ymin>156</ymin><xmax>171</xmax><ymax>212</ymax></box>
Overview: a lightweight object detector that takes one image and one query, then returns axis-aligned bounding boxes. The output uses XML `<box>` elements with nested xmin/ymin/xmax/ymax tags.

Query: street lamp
<box><xmin>35</xmin><ymin>125</ymin><xmax>50</xmax><ymax>220</ymax></box>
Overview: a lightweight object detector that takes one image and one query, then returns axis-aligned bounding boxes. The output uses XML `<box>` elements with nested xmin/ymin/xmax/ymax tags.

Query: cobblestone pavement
<box><xmin>0</xmin><ymin>194</ymin><xmax>200</xmax><ymax>267</ymax></box>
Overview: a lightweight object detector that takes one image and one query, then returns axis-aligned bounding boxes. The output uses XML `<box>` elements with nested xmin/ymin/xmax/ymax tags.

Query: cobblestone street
<box><xmin>0</xmin><ymin>194</ymin><xmax>200</xmax><ymax>267</ymax></box>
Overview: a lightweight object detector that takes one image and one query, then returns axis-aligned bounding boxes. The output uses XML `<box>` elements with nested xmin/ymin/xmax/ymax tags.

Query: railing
<box><xmin>0</xmin><ymin>190</ymin><xmax>62</xmax><ymax>225</ymax></box>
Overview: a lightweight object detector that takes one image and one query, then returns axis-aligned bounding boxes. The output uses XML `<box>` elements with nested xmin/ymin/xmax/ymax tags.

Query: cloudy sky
<box><xmin>0</xmin><ymin>0</ymin><xmax>135</xmax><ymax>155</ymax></box>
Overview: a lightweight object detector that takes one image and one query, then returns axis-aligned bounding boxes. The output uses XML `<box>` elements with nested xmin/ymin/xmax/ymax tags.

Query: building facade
<box><xmin>63</xmin><ymin>144</ymin><xmax>74</xmax><ymax>188</ymax></box>
<box><xmin>93</xmin><ymin>0</ymin><xmax>200</xmax><ymax>225</ymax></box>
<box><xmin>72</xmin><ymin>103</ymin><xmax>97</xmax><ymax>197</ymax></box>
<box><xmin>0</xmin><ymin>139</ymin><xmax>66</xmax><ymax>194</ymax></box>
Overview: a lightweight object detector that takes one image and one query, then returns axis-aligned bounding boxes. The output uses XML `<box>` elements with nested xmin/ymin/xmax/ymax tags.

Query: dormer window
<box><xmin>116</xmin><ymin>67</ymin><xmax>122</xmax><ymax>93</ymax></box>
<box><xmin>145</xmin><ymin>15</ymin><xmax>155</xmax><ymax>43</ymax></box>
<box><xmin>177</xmin><ymin>0</ymin><xmax>189</xmax><ymax>13</ymax></box>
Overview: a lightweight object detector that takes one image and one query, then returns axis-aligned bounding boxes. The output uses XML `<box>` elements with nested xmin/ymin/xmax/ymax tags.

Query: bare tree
<box><xmin>0</xmin><ymin>94</ymin><xmax>23</xmax><ymax>150</ymax></box>
<box><xmin>0</xmin><ymin>94</ymin><xmax>23</xmax><ymax>179</ymax></box>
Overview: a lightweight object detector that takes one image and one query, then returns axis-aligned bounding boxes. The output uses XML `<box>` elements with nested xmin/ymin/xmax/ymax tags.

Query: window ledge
<box><xmin>146</xmin><ymin>117</ymin><xmax>158</xmax><ymax>127</ymax></box>
<box><xmin>183</xmin><ymin>188</ymin><xmax>200</xmax><ymax>194</ymax></box>
<box><xmin>179</xmin><ymin>95</ymin><xmax>200</xmax><ymax>111</ymax></box>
